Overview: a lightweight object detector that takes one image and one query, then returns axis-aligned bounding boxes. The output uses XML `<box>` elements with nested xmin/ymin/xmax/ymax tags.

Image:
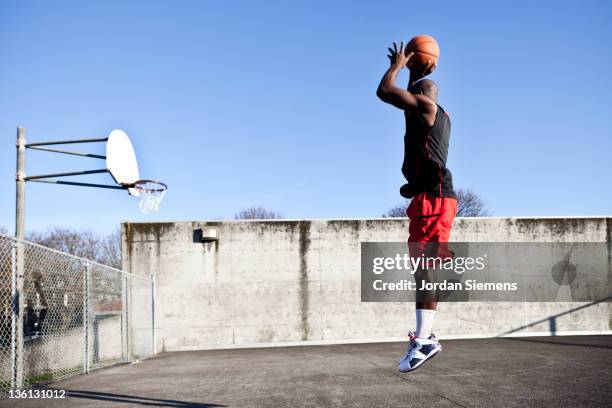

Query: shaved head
<box><xmin>410</xmin><ymin>79</ymin><xmax>438</xmax><ymax>102</ymax></box>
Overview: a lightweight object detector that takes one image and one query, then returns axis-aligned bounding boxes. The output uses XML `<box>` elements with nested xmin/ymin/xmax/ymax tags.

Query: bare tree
<box><xmin>27</xmin><ymin>227</ymin><xmax>122</xmax><ymax>268</ymax></box>
<box><xmin>382</xmin><ymin>188</ymin><xmax>491</xmax><ymax>218</ymax></box>
<box><xmin>456</xmin><ymin>188</ymin><xmax>491</xmax><ymax>217</ymax></box>
<box><xmin>381</xmin><ymin>201</ymin><xmax>410</xmax><ymax>218</ymax></box>
<box><xmin>0</xmin><ymin>226</ymin><xmax>7</xmax><ymax>235</ymax></box>
<box><xmin>235</xmin><ymin>206</ymin><xmax>283</xmax><ymax>220</ymax></box>
<box><xmin>98</xmin><ymin>229</ymin><xmax>122</xmax><ymax>268</ymax></box>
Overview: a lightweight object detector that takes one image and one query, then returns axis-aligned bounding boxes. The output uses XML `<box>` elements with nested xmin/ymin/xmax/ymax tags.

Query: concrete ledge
<box><xmin>122</xmin><ymin>217</ymin><xmax>612</xmax><ymax>351</ymax></box>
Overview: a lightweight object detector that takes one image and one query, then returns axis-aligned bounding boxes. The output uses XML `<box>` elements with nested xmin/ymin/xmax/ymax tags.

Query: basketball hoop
<box><xmin>18</xmin><ymin>129</ymin><xmax>169</xmax><ymax>214</ymax></box>
<box><xmin>129</xmin><ymin>180</ymin><xmax>167</xmax><ymax>213</ymax></box>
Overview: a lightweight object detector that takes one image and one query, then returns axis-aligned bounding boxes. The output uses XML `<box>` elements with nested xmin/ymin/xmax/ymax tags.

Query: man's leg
<box><xmin>398</xmin><ymin>257</ymin><xmax>442</xmax><ymax>372</ymax></box>
<box><xmin>398</xmin><ymin>195</ymin><xmax>456</xmax><ymax>372</ymax></box>
<box><xmin>415</xmin><ymin>267</ymin><xmax>437</xmax><ymax>338</ymax></box>
<box><xmin>408</xmin><ymin>194</ymin><xmax>440</xmax><ymax>340</ymax></box>
<box><xmin>411</xmin><ymin>196</ymin><xmax>456</xmax><ymax>338</ymax></box>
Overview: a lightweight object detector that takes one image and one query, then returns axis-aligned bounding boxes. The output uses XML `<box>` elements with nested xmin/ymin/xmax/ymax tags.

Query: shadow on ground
<box><xmin>65</xmin><ymin>389</ymin><xmax>224</xmax><ymax>407</ymax></box>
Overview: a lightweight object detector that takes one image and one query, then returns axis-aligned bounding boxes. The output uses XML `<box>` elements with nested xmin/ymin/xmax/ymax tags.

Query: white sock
<box><xmin>415</xmin><ymin>309</ymin><xmax>436</xmax><ymax>338</ymax></box>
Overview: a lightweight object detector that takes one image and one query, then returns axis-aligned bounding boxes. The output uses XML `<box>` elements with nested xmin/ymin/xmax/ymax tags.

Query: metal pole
<box><xmin>121</xmin><ymin>275</ymin><xmax>127</xmax><ymax>361</ymax></box>
<box><xmin>27</xmin><ymin>179</ymin><xmax>125</xmax><ymax>190</ymax></box>
<box><xmin>151</xmin><ymin>274</ymin><xmax>156</xmax><ymax>356</ymax></box>
<box><xmin>16</xmin><ymin>127</ymin><xmax>26</xmax><ymax>243</ymax></box>
<box><xmin>10</xmin><ymin>242</ymin><xmax>17</xmax><ymax>390</ymax></box>
<box><xmin>25</xmin><ymin>137</ymin><xmax>108</xmax><ymax>147</ymax></box>
<box><xmin>125</xmin><ymin>276</ymin><xmax>131</xmax><ymax>362</ymax></box>
<box><xmin>14</xmin><ymin>126</ymin><xmax>26</xmax><ymax>389</ymax></box>
<box><xmin>83</xmin><ymin>263</ymin><xmax>90</xmax><ymax>374</ymax></box>
<box><xmin>25</xmin><ymin>168</ymin><xmax>109</xmax><ymax>180</ymax></box>
<box><xmin>26</xmin><ymin>145</ymin><xmax>106</xmax><ymax>159</ymax></box>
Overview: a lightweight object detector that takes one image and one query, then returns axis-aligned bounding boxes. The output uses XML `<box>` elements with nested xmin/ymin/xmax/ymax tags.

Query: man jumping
<box><xmin>376</xmin><ymin>41</ymin><xmax>457</xmax><ymax>372</ymax></box>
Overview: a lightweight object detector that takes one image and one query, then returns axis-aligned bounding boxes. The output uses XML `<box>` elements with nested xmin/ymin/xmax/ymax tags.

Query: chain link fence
<box><xmin>0</xmin><ymin>233</ymin><xmax>155</xmax><ymax>398</ymax></box>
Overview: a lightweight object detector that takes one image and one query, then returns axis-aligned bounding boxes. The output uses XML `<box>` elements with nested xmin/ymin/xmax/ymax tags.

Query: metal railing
<box><xmin>0</xmin><ymin>233</ymin><xmax>154</xmax><ymax>398</ymax></box>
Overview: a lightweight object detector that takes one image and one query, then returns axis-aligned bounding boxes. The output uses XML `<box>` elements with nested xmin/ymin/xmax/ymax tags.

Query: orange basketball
<box><xmin>406</xmin><ymin>34</ymin><xmax>439</xmax><ymax>69</ymax></box>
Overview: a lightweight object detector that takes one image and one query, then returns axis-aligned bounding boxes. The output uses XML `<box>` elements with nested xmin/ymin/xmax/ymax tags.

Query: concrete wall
<box><xmin>122</xmin><ymin>217</ymin><xmax>612</xmax><ymax>352</ymax></box>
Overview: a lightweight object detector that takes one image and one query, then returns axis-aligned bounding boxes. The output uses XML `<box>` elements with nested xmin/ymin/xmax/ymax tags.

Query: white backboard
<box><xmin>106</xmin><ymin>129</ymin><xmax>140</xmax><ymax>196</ymax></box>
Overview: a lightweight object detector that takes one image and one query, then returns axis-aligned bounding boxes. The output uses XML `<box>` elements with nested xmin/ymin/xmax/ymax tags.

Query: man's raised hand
<box><xmin>387</xmin><ymin>41</ymin><xmax>413</xmax><ymax>68</ymax></box>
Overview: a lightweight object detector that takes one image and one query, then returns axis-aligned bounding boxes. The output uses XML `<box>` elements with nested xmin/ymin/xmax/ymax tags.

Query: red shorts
<box><xmin>407</xmin><ymin>193</ymin><xmax>457</xmax><ymax>260</ymax></box>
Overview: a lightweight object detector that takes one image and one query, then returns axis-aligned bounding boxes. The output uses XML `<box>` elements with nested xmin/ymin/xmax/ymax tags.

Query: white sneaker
<box><xmin>398</xmin><ymin>331</ymin><xmax>442</xmax><ymax>372</ymax></box>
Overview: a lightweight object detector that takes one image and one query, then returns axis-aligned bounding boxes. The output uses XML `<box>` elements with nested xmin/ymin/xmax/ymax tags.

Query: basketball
<box><xmin>406</xmin><ymin>34</ymin><xmax>439</xmax><ymax>69</ymax></box>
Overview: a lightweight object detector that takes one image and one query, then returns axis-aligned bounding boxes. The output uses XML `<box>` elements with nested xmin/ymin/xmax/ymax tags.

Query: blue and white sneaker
<box><xmin>398</xmin><ymin>331</ymin><xmax>441</xmax><ymax>372</ymax></box>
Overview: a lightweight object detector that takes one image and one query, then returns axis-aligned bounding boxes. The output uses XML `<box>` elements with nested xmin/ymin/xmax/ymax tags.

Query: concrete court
<box><xmin>4</xmin><ymin>335</ymin><xmax>612</xmax><ymax>408</ymax></box>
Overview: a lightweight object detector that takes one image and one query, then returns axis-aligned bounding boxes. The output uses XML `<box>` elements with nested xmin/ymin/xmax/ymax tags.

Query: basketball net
<box><xmin>133</xmin><ymin>180</ymin><xmax>167</xmax><ymax>213</ymax></box>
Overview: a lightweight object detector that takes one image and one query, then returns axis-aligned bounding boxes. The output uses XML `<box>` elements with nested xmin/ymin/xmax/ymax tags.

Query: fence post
<box><xmin>121</xmin><ymin>275</ymin><xmax>127</xmax><ymax>362</ymax></box>
<box><xmin>83</xmin><ymin>263</ymin><xmax>90</xmax><ymax>374</ymax></box>
<box><xmin>10</xmin><ymin>241</ymin><xmax>18</xmax><ymax>390</ymax></box>
<box><xmin>150</xmin><ymin>274</ymin><xmax>156</xmax><ymax>356</ymax></box>
<box><xmin>125</xmin><ymin>275</ymin><xmax>131</xmax><ymax>362</ymax></box>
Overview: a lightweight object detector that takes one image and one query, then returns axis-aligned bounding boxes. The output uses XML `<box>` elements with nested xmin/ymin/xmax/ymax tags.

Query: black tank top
<box><xmin>402</xmin><ymin>104</ymin><xmax>456</xmax><ymax>198</ymax></box>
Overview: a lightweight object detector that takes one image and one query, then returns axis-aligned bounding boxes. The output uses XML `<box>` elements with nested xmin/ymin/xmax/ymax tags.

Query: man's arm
<box><xmin>376</xmin><ymin>42</ymin><xmax>435</xmax><ymax>112</ymax></box>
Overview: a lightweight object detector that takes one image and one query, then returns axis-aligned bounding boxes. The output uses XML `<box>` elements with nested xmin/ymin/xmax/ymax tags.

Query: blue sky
<box><xmin>0</xmin><ymin>0</ymin><xmax>611</xmax><ymax>235</ymax></box>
